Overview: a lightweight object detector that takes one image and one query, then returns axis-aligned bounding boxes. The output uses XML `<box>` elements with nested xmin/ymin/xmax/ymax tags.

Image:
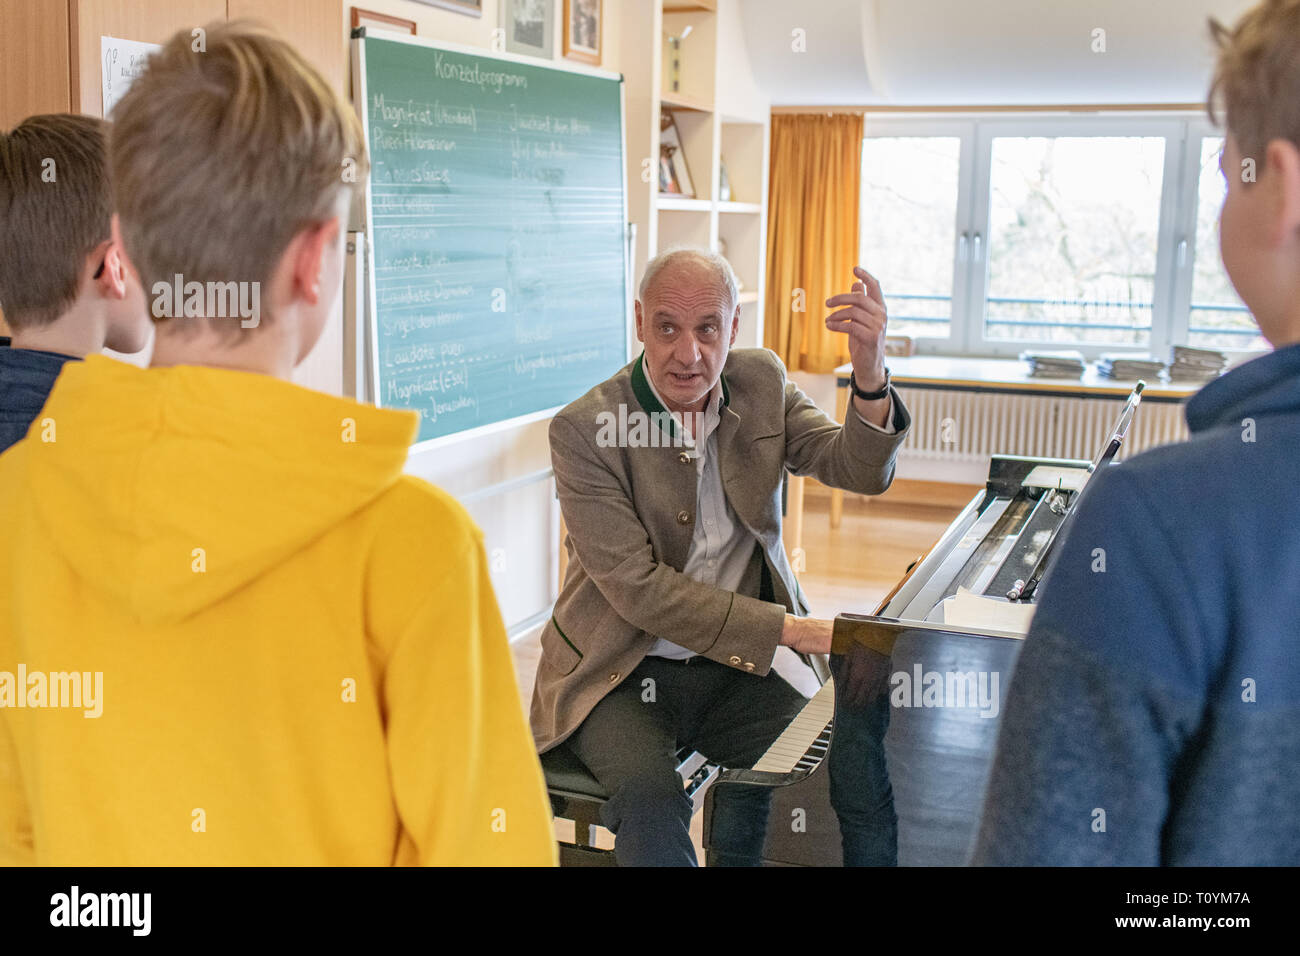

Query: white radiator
<box><xmin>893</xmin><ymin>386</ymin><xmax>1190</xmax><ymax>484</ymax></box>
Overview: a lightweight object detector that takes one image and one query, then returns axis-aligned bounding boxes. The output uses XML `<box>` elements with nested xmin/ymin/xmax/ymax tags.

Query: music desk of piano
<box><xmin>703</xmin><ymin>453</ymin><xmax>1093</xmax><ymax>866</ymax></box>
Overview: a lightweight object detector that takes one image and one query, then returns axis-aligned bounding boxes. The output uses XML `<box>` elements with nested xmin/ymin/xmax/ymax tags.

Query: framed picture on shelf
<box><xmin>658</xmin><ymin>153</ymin><xmax>679</xmax><ymax>195</ymax></box>
<box><xmin>350</xmin><ymin>7</ymin><xmax>418</xmax><ymax>34</ymax></box>
<box><xmin>659</xmin><ymin>110</ymin><xmax>695</xmax><ymax>198</ymax></box>
<box><xmin>563</xmin><ymin>0</ymin><xmax>601</xmax><ymax>65</ymax></box>
<box><xmin>413</xmin><ymin>0</ymin><xmax>483</xmax><ymax>17</ymax></box>
<box><xmin>718</xmin><ymin>157</ymin><xmax>732</xmax><ymax>202</ymax></box>
<box><xmin>502</xmin><ymin>0</ymin><xmax>553</xmax><ymax>58</ymax></box>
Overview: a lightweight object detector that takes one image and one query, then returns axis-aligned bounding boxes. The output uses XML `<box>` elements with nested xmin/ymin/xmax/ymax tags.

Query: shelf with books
<box><xmin>622</xmin><ymin>0</ymin><xmax>769</xmax><ymax>348</ymax></box>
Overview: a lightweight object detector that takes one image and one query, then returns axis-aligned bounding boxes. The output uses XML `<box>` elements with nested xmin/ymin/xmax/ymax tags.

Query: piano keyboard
<box><xmin>752</xmin><ymin>679</ymin><xmax>835</xmax><ymax>774</ymax></box>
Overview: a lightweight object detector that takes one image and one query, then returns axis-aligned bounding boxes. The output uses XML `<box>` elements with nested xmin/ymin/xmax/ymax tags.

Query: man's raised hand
<box><xmin>824</xmin><ymin>265</ymin><xmax>887</xmax><ymax>389</ymax></box>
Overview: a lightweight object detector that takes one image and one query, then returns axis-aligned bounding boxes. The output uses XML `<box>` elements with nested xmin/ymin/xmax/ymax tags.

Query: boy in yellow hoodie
<box><xmin>0</xmin><ymin>21</ymin><xmax>556</xmax><ymax>866</ymax></box>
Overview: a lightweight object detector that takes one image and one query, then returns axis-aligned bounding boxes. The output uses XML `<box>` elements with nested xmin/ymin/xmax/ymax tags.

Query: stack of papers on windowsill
<box><xmin>1096</xmin><ymin>353</ymin><xmax>1167</xmax><ymax>380</ymax></box>
<box><xmin>1169</xmin><ymin>345</ymin><xmax>1228</xmax><ymax>383</ymax></box>
<box><xmin>1020</xmin><ymin>349</ymin><xmax>1086</xmax><ymax>379</ymax></box>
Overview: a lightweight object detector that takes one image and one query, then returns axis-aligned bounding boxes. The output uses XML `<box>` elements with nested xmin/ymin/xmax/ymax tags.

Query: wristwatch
<box><xmin>849</xmin><ymin>367</ymin><xmax>891</xmax><ymax>401</ymax></box>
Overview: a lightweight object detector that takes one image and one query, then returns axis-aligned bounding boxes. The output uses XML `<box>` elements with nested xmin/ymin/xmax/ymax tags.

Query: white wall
<box><xmin>742</xmin><ymin>0</ymin><xmax>1257</xmax><ymax>105</ymax></box>
<box><xmin>715</xmin><ymin>0</ymin><xmax>769</xmax><ymax>122</ymax></box>
<box><xmin>740</xmin><ymin>0</ymin><xmax>874</xmax><ymax>106</ymax></box>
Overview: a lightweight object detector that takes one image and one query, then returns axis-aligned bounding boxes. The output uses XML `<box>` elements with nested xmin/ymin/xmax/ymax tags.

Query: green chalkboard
<box><xmin>354</xmin><ymin>33</ymin><xmax>629</xmax><ymax>445</ymax></box>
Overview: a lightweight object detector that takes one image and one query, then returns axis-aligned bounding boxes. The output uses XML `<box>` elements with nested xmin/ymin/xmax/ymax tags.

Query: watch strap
<box><xmin>850</xmin><ymin>368</ymin><xmax>891</xmax><ymax>401</ymax></box>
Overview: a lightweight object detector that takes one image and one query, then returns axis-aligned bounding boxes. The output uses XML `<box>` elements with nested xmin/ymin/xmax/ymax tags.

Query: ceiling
<box><xmin>741</xmin><ymin>0</ymin><xmax>1258</xmax><ymax>106</ymax></box>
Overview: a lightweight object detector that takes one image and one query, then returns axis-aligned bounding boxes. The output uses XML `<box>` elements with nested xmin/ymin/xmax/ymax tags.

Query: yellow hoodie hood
<box><xmin>27</xmin><ymin>355</ymin><xmax>416</xmax><ymax>626</ymax></box>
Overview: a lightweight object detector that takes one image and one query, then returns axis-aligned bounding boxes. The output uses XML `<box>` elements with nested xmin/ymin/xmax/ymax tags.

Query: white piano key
<box><xmin>751</xmin><ymin>679</ymin><xmax>835</xmax><ymax>774</ymax></box>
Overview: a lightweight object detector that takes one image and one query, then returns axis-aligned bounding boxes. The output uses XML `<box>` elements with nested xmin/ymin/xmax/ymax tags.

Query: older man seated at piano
<box><xmin>530</xmin><ymin>247</ymin><xmax>911</xmax><ymax>866</ymax></box>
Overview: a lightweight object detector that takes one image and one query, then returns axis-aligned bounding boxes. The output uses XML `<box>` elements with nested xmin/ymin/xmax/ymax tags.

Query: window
<box><xmin>984</xmin><ymin>135</ymin><xmax>1165</xmax><ymax>347</ymax></box>
<box><xmin>860</xmin><ymin>134</ymin><xmax>965</xmax><ymax>340</ymax></box>
<box><xmin>858</xmin><ymin>115</ymin><xmax>1257</xmax><ymax>359</ymax></box>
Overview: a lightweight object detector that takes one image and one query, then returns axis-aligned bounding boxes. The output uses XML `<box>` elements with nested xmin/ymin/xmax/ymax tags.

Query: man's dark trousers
<box><xmin>565</xmin><ymin>654</ymin><xmax>808</xmax><ymax>866</ymax></box>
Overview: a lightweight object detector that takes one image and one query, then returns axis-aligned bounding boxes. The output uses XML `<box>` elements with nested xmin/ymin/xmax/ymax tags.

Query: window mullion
<box><xmin>960</xmin><ymin>122</ymin><xmax>993</xmax><ymax>355</ymax></box>
<box><xmin>1152</xmin><ymin>123</ymin><xmax>1192</xmax><ymax>359</ymax></box>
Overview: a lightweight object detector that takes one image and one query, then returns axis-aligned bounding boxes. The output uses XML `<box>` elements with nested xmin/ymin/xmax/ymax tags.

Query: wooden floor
<box><xmin>510</xmin><ymin>478</ymin><xmax>977</xmax><ymax>863</ymax></box>
<box><xmin>792</xmin><ymin>479</ymin><xmax>978</xmax><ymax>621</ymax></box>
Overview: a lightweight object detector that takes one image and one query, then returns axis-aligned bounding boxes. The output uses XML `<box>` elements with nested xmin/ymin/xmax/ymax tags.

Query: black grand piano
<box><xmin>702</xmin><ymin>386</ymin><xmax>1145</xmax><ymax>865</ymax></box>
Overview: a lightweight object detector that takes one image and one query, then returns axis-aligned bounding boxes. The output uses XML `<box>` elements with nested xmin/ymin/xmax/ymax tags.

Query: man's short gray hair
<box><xmin>638</xmin><ymin>246</ymin><xmax>739</xmax><ymax>310</ymax></box>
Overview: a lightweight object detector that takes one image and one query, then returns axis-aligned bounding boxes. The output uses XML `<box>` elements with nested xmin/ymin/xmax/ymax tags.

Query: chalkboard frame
<box><xmin>350</xmin><ymin>29</ymin><xmax>633</xmax><ymax>451</ymax></box>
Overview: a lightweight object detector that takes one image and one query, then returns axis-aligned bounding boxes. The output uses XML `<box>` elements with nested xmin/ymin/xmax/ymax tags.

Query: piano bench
<box><xmin>540</xmin><ymin>744</ymin><xmax>720</xmax><ymax>866</ymax></box>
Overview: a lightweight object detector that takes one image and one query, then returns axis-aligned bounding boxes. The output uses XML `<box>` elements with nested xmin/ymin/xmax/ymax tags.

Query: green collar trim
<box><xmin>631</xmin><ymin>353</ymin><xmax>732</xmax><ymax>432</ymax></box>
<box><xmin>630</xmin><ymin>352</ymin><xmax>660</xmax><ymax>414</ymax></box>
<box><xmin>629</xmin><ymin>354</ymin><xmax>734</xmax><ymax>445</ymax></box>
<box><xmin>631</xmin><ymin>352</ymin><xmax>682</xmax><ymax>442</ymax></box>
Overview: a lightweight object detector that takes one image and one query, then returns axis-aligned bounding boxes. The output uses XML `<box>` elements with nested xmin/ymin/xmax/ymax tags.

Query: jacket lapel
<box><xmin>715</xmin><ymin>371</ymin><xmax>758</xmax><ymax>525</ymax></box>
<box><xmin>626</xmin><ymin>354</ymin><xmax>699</xmax><ymax>571</ymax></box>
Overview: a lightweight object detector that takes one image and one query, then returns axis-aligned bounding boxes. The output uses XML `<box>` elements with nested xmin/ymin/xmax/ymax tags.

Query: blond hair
<box><xmin>0</xmin><ymin>114</ymin><xmax>112</xmax><ymax>330</ymax></box>
<box><xmin>1208</xmin><ymin>0</ymin><xmax>1300</xmax><ymax>162</ymax></box>
<box><xmin>109</xmin><ymin>20</ymin><xmax>368</xmax><ymax>325</ymax></box>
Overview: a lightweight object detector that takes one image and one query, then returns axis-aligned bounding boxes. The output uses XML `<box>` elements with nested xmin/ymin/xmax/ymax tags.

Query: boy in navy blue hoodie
<box><xmin>973</xmin><ymin>0</ymin><xmax>1300</xmax><ymax>866</ymax></box>
<box><xmin>0</xmin><ymin>114</ymin><xmax>150</xmax><ymax>452</ymax></box>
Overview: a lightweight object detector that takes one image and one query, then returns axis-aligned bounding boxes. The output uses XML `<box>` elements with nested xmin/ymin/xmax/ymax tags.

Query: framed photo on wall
<box><xmin>414</xmin><ymin>0</ymin><xmax>484</xmax><ymax>16</ymax></box>
<box><xmin>563</xmin><ymin>0</ymin><xmax>601</xmax><ymax>65</ymax></box>
<box><xmin>502</xmin><ymin>0</ymin><xmax>553</xmax><ymax>59</ymax></box>
<box><xmin>350</xmin><ymin>7</ymin><xmax>418</xmax><ymax>35</ymax></box>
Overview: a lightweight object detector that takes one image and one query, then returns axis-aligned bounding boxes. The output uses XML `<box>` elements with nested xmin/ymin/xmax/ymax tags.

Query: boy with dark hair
<box><xmin>0</xmin><ymin>113</ymin><xmax>150</xmax><ymax>452</ymax></box>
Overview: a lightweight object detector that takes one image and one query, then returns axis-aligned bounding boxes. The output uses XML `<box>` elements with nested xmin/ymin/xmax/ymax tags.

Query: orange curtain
<box><xmin>764</xmin><ymin>113</ymin><xmax>863</xmax><ymax>373</ymax></box>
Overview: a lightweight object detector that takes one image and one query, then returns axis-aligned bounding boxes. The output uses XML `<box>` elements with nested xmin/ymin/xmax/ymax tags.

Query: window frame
<box><xmin>968</xmin><ymin>115</ymin><xmax>1186</xmax><ymax>360</ymax></box>
<box><xmin>860</xmin><ymin>112</ymin><xmax>1265</xmax><ymax>362</ymax></box>
<box><xmin>1170</xmin><ymin>119</ymin><xmax>1264</xmax><ymax>353</ymax></box>
<box><xmin>860</xmin><ymin>117</ymin><xmax>976</xmax><ymax>353</ymax></box>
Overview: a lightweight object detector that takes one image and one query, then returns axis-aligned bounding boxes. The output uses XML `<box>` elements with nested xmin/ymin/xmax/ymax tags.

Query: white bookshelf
<box><xmin>620</xmin><ymin>0</ymin><xmax>771</xmax><ymax>349</ymax></box>
<box><xmin>657</xmin><ymin>197</ymin><xmax>711</xmax><ymax>212</ymax></box>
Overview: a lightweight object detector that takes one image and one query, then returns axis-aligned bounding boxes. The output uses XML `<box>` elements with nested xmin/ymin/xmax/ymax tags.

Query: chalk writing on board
<box><xmin>361</xmin><ymin>37</ymin><xmax>627</xmax><ymax>444</ymax></box>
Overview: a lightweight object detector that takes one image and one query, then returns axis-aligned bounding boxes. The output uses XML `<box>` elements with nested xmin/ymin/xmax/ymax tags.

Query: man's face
<box><xmin>635</xmin><ymin>261</ymin><xmax>739</xmax><ymax>414</ymax></box>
